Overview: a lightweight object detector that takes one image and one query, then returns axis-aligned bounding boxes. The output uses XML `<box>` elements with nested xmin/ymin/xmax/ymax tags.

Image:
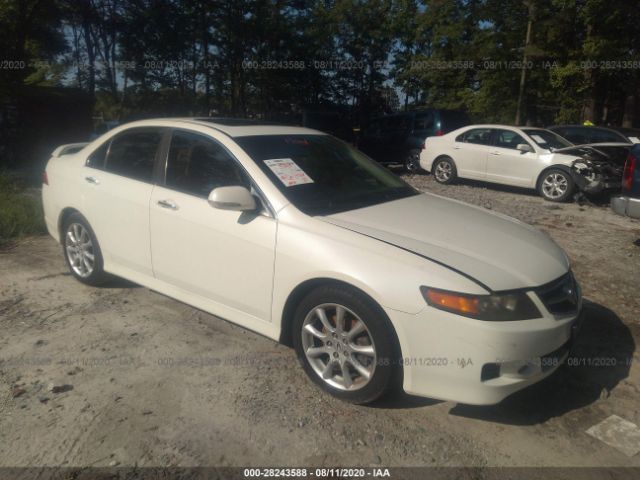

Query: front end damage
<box><xmin>558</xmin><ymin>143</ymin><xmax>630</xmax><ymax>195</ymax></box>
<box><xmin>571</xmin><ymin>157</ymin><xmax>623</xmax><ymax>194</ymax></box>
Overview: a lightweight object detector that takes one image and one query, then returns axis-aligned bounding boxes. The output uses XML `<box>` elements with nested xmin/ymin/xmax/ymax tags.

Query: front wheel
<box><xmin>292</xmin><ymin>285</ymin><xmax>399</xmax><ymax>404</ymax></box>
<box><xmin>538</xmin><ymin>169</ymin><xmax>575</xmax><ymax>202</ymax></box>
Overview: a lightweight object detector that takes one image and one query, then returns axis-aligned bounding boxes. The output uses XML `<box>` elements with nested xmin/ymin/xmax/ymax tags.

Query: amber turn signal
<box><xmin>423</xmin><ymin>289</ymin><xmax>479</xmax><ymax>315</ymax></box>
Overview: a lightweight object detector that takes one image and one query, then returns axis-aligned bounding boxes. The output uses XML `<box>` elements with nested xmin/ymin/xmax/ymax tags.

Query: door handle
<box><xmin>489</xmin><ymin>151</ymin><xmax>501</xmax><ymax>156</ymax></box>
<box><xmin>453</xmin><ymin>145</ymin><xmax>461</xmax><ymax>150</ymax></box>
<box><xmin>85</xmin><ymin>176</ymin><xmax>100</xmax><ymax>185</ymax></box>
<box><xmin>157</xmin><ymin>199</ymin><xmax>178</xmax><ymax>210</ymax></box>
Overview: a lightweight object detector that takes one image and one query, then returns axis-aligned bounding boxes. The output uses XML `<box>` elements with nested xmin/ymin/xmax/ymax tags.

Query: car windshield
<box><xmin>236</xmin><ymin>134</ymin><xmax>418</xmax><ymax>215</ymax></box>
<box><xmin>522</xmin><ymin>128</ymin><xmax>573</xmax><ymax>150</ymax></box>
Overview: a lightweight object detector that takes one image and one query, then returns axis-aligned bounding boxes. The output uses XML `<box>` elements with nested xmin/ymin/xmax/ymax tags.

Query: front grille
<box><xmin>536</xmin><ymin>272</ymin><xmax>580</xmax><ymax>316</ymax></box>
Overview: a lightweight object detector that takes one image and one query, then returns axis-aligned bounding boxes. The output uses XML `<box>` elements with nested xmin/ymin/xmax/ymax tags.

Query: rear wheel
<box><xmin>292</xmin><ymin>285</ymin><xmax>399</xmax><ymax>404</ymax></box>
<box><xmin>538</xmin><ymin>169</ymin><xmax>574</xmax><ymax>202</ymax></box>
<box><xmin>433</xmin><ymin>156</ymin><xmax>457</xmax><ymax>184</ymax></box>
<box><xmin>62</xmin><ymin>213</ymin><xmax>108</xmax><ymax>286</ymax></box>
<box><xmin>404</xmin><ymin>149</ymin><xmax>421</xmax><ymax>174</ymax></box>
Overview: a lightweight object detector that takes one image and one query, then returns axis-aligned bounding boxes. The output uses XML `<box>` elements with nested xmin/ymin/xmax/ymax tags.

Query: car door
<box><xmin>452</xmin><ymin>128</ymin><xmax>493</xmax><ymax>179</ymax></box>
<box><xmin>387</xmin><ymin>114</ymin><xmax>412</xmax><ymax>162</ymax></box>
<box><xmin>486</xmin><ymin>129</ymin><xmax>538</xmax><ymax>187</ymax></box>
<box><xmin>149</xmin><ymin>129</ymin><xmax>277</xmax><ymax>321</ymax></box>
<box><xmin>82</xmin><ymin>127</ymin><xmax>165</xmax><ymax>277</ymax></box>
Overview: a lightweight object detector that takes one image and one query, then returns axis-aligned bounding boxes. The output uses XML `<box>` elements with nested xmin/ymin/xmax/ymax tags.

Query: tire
<box><xmin>432</xmin><ymin>156</ymin><xmax>457</xmax><ymax>184</ymax></box>
<box><xmin>292</xmin><ymin>284</ymin><xmax>400</xmax><ymax>404</ymax></box>
<box><xmin>538</xmin><ymin>168</ymin><xmax>575</xmax><ymax>202</ymax></box>
<box><xmin>61</xmin><ymin>212</ymin><xmax>108</xmax><ymax>286</ymax></box>
<box><xmin>404</xmin><ymin>149</ymin><xmax>421</xmax><ymax>174</ymax></box>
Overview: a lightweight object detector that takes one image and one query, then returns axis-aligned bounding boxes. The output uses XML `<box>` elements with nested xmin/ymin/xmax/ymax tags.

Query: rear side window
<box><xmin>556</xmin><ymin>127</ymin><xmax>588</xmax><ymax>144</ymax></box>
<box><xmin>165</xmin><ymin>130</ymin><xmax>250</xmax><ymax>197</ymax></box>
<box><xmin>105</xmin><ymin>128</ymin><xmax>164</xmax><ymax>182</ymax></box>
<box><xmin>438</xmin><ymin>110</ymin><xmax>471</xmax><ymax>131</ymax></box>
<box><xmin>414</xmin><ymin>112</ymin><xmax>434</xmax><ymax>131</ymax></box>
<box><xmin>386</xmin><ymin>115</ymin><xmax>410</xmax><ymax>132</ymax></box>
<box><xmin>590</xmin><ymin>128</ymin><xmax>626</xmax><ymax>143</ymax></box>
<box><xmin>458</xmin><ymin>128</ymin><xmax>493</xmax><ymax>145</ymax></box>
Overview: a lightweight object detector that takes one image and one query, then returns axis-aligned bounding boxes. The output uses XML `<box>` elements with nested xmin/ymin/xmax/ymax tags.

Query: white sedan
<box><xmin>42</xmin><ymin>118</ymin><xmax>582</xmax><ymax>405</ymax></box>
<box><xmin>419</xmin><ymin>125</ymin><xmax>585</xmax><ymax>201</ymax></box>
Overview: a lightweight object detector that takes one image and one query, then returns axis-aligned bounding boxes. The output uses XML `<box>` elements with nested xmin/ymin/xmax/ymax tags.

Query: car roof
<box><xmin>549</xmin><ymin>124</ymin><xmax>621</xmax><ymax>133</ymax></box>
<box><xmin>457</xmin><ymin>124</ymin><xmax>531</xmax><ymax>129</ymax></box>
<box><xmin>113</xmin><ymin>117</ymin><xmax>324</xmax><ymax>138</ymax></box>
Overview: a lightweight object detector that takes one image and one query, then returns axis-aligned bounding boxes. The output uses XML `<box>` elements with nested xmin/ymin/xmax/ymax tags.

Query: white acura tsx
<box><xmin>42</xmin><ymin>118</ymin><xmax>582</xmax><ymax>405</ymax></box>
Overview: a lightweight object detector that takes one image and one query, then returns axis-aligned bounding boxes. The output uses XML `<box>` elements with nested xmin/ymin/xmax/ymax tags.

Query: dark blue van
<box><xmin>357</xmin><ymin>109</ymin><xmax>471</xmax><ymax>172</ymax></box>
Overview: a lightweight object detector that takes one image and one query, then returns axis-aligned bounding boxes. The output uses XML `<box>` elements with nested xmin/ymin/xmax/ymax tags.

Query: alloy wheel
<box><xmin>542</xmin><ymin>172</ymin><xmax>568</xmax><ymax>200</ymax></box>
<box><xmin>65</xmin><ymin>223</ymin><xmax>95</xmax><ymax>278</ymax></box>
<box><xmin>301</xmin><ymin>303</ymin><xmax>377</xmax><ymax>391</ymax></box>
<box><xmin>435</xmin><ymin>160</ymin><xmax>452</xmax><ymax>182</ymax></box>
<box><xmin>405</xmin><ymin>153</ymin><xmax>419</xmax><ymax>173</ymax></box>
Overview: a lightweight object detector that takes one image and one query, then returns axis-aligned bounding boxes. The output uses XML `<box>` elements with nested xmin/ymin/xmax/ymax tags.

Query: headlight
<box><xmin>420</xmin><ymin>287</ymin><xmax>541</xmax><ymax>321</ymax></box>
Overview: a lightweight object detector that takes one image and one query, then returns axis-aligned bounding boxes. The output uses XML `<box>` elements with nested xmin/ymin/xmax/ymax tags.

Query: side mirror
<box><xmin>516</xmin><ymin>143</ymin><xmax>533</xmax><ymax>153</ymax></box>
<box><xmin>208</xmin><ymin>186</ymin><xmax>257</xmax><ymax>212</ymax></box>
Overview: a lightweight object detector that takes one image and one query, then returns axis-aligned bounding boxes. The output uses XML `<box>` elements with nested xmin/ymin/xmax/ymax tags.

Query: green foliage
<box><xmin>0</xmin><ymin>172</ymin><xmax>46</xmax><ymax>247</ymax></box>
<box><xmin>1</xmin><ymin>0</ymin><xmax>639</xmax><ymax>132</ymax></box>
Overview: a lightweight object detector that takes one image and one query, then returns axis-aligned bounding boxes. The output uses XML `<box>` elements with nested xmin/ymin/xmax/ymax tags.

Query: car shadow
<box><xmin>402</xmin><ymin>170</ymin><xmax>617</xmax><ymax>206</ymax></box>
<box><xmin>94</xmin><ymin>275</ymin><xmax>142</xmax><ymax>289</ymax></box>
<box><xmin>372</xmin><ymin>390</ymin><xmax>443</xmax><ymax>409</ymax></box>
<box><xmin>448</xmin><ymin>299</ymin><xmax>635</xmax><ymax>425</ymax></box>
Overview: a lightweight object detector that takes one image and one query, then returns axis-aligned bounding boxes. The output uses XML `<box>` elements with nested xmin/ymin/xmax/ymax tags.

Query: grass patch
<box><xmin>0</xmin><ymin>171</ymin><xmax>46</xmax><ymax>247</ymax></box>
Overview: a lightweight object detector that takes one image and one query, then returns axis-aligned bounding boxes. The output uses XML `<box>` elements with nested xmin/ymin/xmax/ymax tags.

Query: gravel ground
<box><xmin>0</xmin><ymin>176</ymin><xmax>639</xmax><ymax>472</ymax></box>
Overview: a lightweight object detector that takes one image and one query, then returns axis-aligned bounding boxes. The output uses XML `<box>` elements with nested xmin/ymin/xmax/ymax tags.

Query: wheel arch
<box><xmin>278</xmin><ymin>278</ymin><xmax>402</xmax><ymax>361</ymax></box>
<box><xmin>535</xmin><ymin>164</ymin><xmax>573</xmax><ymax>190</ymax></box>
<box><xmin>58</xmin><ymin>207</ymin><xmax>83</xmax><ymax>243</ymax></box>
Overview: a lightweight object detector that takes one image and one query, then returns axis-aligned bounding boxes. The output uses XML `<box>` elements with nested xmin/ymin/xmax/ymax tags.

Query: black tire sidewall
<box><xmin>292</xmin><ymin>285</ymin><xmax>399</xmax><ymax>404</ymax></box>
<box><xmin>538</xmin><ymin>168</ymin><xmax>574</xmax><ymax>202</ymax></box>
<box><xmin>404</xmin><ymin>150</ymin><xmax>421</xmax><ymax>173</ymax></box>
<box><xmin>433</xmin><ymin>157</ymin><xmax>457</xmax><ymax>184</ymax></box>
<box><xmin>62</xmin><ymin>213</ymin><xmax>107</xmax><ymax>286</ymax></box>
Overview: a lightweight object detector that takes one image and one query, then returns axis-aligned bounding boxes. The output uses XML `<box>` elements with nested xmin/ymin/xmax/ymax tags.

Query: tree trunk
<box><xmin>515</xmin><ymin>1</ymin><xmax>534</xmax><ymax>126</ymax></box>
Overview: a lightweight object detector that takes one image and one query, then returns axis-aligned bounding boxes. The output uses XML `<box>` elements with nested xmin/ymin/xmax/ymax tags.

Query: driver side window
<box><xmin>494</xmin><ymin>130</ymin><xmax>529</xmax><ymax>150</ymax></box>
<box><xmin>164</xmin><ymin>130</ymin><xmax>250</xmax><ymax>197</ymax></box>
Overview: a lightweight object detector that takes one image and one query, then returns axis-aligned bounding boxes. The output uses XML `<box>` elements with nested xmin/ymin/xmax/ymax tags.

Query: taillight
<box><xmin>42</xmin><ymin>170</ymin><xmax>49</xmax><ymax>185</ymax></box>
<box><xmin>435</xmin><ymin>129</ymin><xmax>444</xmax><ymax>136</ymax></box>
<box><xmin>622</xmin><ymin>154</ymin><xmax>636</xmax><ymax>192</ymax></box>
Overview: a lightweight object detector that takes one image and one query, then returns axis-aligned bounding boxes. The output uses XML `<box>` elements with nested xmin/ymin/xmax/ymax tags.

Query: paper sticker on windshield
<box><xmin>264</xmin><ymin>158</ymin><xmax>314</xmax><ymax>187</ymax></box>
<box><xmin>530</xmin><ymin>134</ymin><xmax>546</xmax><ymax>143</ymax></box>
<box><xmin>629</xmin><ymin>136</ymin><xmax>640</xmax><ymax>144</ymax></box>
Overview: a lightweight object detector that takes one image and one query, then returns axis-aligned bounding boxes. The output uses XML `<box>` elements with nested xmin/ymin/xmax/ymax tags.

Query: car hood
<box><xmin>319</xmin><ymin>193</ymin><xmax>569</xmax><ymax>292</ymax></box>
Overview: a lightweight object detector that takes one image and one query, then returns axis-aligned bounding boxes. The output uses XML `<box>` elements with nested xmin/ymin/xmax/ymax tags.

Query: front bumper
<box><xmin>386</xmin><ymin>292</ymin><xmax>583</xmax><ymax>405</ymax></box>
<box><xmin>611</xmin><ymin>195</ymin><xmax>640</xmax><ymax>219</ymax></box>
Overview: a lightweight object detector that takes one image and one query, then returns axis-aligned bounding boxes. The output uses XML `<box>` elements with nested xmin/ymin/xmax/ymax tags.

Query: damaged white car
<box><xmin>419</xmin><ymin>125</ymin><xmax>628</xmax><ymax>201</ymax></box>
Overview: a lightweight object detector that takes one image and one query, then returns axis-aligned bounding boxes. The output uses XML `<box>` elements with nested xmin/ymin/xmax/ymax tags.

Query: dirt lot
<box><xmin>1</xmin><ymin>174</ymin><xmax>640</xmax><ymax>472</ymax></box>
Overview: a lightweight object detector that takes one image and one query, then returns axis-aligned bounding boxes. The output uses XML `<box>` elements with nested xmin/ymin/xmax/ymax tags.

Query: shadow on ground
<box><xmin>372</xmin><ymin>390</ymin><xmax>443</xmax><ymax>409</ymax></box>
<box><xmin>401</xmin><ymin>171</ymin><xmax>615</xmax><ymax>206</ymax></box>
<box><xmin>96</xmin><ymin>275</ymin><xmax>141</xmax><ymax>289</ymax></box>
<box><xmin>449</xmin><ymin>300</ymin><xmax>635</xmax><ymax>425</ymax></box>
